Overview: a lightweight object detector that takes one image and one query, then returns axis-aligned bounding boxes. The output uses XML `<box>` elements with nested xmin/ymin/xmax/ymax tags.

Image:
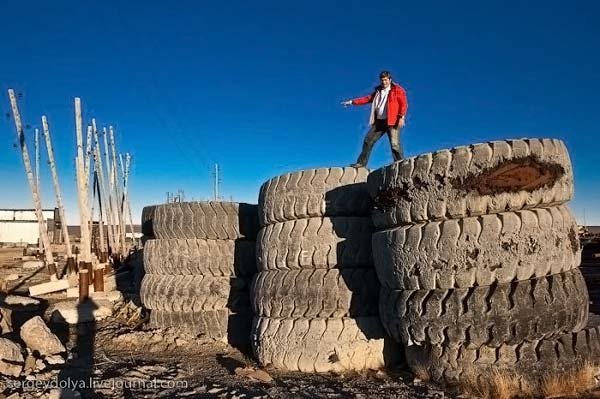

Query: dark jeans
<box><xmin>356</xmin><ymin>119</ymin><xmax>403</xmax><ymax>165</ymax></box>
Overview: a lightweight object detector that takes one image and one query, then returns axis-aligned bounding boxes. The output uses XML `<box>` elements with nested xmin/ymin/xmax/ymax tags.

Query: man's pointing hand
<box><xmin>341</xmin><ymin>100</ymin><xmax>353</xmax><ymax>107</ymax></box>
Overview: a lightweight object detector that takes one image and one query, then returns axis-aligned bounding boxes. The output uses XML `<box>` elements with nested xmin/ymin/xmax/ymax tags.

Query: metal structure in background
<box><xmin>213</xmin><ymin>163</ymin><xmax>221</xmax><ymax>201</ymax></box>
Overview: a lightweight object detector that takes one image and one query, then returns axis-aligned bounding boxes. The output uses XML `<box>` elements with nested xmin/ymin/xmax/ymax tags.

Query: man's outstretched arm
<box><xmin>341</xmin><ymin>92</ymin><xmax>375</xmax><ymax>107</ymax></box>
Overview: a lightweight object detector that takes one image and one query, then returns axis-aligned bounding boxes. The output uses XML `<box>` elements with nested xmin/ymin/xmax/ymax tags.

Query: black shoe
<box><xmin>350</xmin><ymin>162</ymin><xmax>364</xmax><ymax>168</ymax></box>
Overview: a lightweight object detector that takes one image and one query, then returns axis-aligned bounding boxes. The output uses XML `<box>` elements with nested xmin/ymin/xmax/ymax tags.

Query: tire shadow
<box><xmin>228</xmin><ymin>204</ymin><xmax>259</xmax><ymax>353</ymax></box>
<box><xmin>325</xmin><ymin>184</ymin><xmax>402</xmax><ymax>370</ymax></box>
<box><xmin>121</xmin><ymin>246</ymin><xmax>145</xmax><ymax>306</ymax></box>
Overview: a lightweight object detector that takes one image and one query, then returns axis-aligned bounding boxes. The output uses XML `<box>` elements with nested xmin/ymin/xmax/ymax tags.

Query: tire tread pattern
<box><xmin>257</xmin><ymin>216</ymin><xmax>373</xmax><ymax>270</ymax></box>
<box><xmin>140</xmin><ymin>274</ymin><xmax>251</xmax><ymax>312</ymax></box>
<box><xmin>259</xmin><ymin>167</ymin><xmax>372</xmax><ymax>226</ymax></box>
<box><xmin>368</xmin><ymin>138</ymin><xmax>574</xmax><ymax>228</ymax></box>
<box><xmin>143</xmin><ymin>239</ymin><xmax>256</xmax><ymax>277</ymax></box>
<box><xmin>251</xmin><ymin>269</ymin><xmax>380</xmax><ymax>318</ymax></box>
<box><xmin>373</xmin><ymin>205</ymin><xmax>581</xmax><ymax>289</ymax></box>
<box><xmin>153</xmin><ymin>201</ymin><xmax>259</xmax><ymax>240</ymax></box>
<box><xmin>405</xmin><ymin>323</ymin><xmax>600</xmax><ymax>385</ymax></box>
<box><xmin>149</xmin><ymin>309</ymin><xmax>252</xmax><ymax>342</ymax></box>
<box><xmin>380</xmin><ymin>269</ymin><xmax>589</xmax><ymax>348</ymax></box>
<box><xmin>251</xmin><ymin>316</ymin><xmax>395</xmax><ymax>372</ymax></box>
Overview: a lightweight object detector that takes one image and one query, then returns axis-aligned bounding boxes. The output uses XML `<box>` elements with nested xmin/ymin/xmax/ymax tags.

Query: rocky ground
<box><xmin>2</xmin><ymin>245</ymin><xmax>600</xmax><ymax>399</ymax></box>
<box><xmin>0</xmin><ymin>248</ymin><xmax>450</xmax><ymax>399</ymax></box>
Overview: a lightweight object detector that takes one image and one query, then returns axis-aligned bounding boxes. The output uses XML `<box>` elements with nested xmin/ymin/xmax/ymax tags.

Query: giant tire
<box><xmin>405</xmin><ymin>322</ymin><xmax>600</xmax><ymax>387</ymax></box>
<box><xmin>251</xmin><ymin>316</ymin><xmax>397</xmax><ymax>372</ymax></box>
<box><xmin>149</xmin><ymin>309</ymin><xmax>252</xmax><ymax>343</ymax></box>
<box><xmin>140</xmin><ymin>274</ymin><xmax>251</xmax><ymax>313</ymax></box>
<box><xmin>367</xmin><ymin>138</ymin><xmax>573</xmax><ymax>229</ymax></box>
<box><xmin>258</xmin><ymin>167</ymin><xmax>372</xmax><ymax>227</ymax></box>
<box><xmin>380</xmin><ymin>269</ymin><xmax>589</xmax><ymax>348</ymax></box>
<box><xmin>143</xmin><ymin>239</ymin><xmax>256</xmax><ymax>277</ymax></box>
<box><xmin>257</xmin><ymin>216</ymin><xmax>373</xmax><ymax>271</ymax></box>
<box><xmin>152</xmin><ymin>201</ymin><xmax>259</xmax><ymax>240</ymax></box>
<box><xmin>251</xmin><ymin>269</ymin><xmax>379</xmax><ymax>318</ymax></box>
<box><xmin>373</xmin><ymin>205</ymin><xmax>581</xmax><ymax>290</ymax></box>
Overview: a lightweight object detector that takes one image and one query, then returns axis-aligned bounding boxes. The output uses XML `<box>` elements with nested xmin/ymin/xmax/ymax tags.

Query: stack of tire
<box><xmin>140</xmin><ymin>201</ymin><xmax>259</xmax><ymax>344</ymax></box>
<box><xmin>250</xmin><ymin>167</ymin><xmax>397</xmax><ymax>372</ymax></box>
<box><xmin>368</xmin><ymin>138</ymin><xmax>599</xmax><ymax>387</ymax></box>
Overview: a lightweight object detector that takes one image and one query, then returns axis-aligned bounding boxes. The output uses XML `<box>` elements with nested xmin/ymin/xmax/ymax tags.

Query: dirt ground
<box><xmin>0</xmin><ymin>248</ymin><xmax>450</xmax><ymax>399</ymax></box>
<box><xmin>3</xmin><ymin>244</ymin><xmax>600</xmax><ymax>399</ymax></box>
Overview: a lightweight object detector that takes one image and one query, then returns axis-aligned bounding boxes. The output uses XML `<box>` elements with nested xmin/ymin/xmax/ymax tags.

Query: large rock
<box><xmin>47</xmin><ymin>388</ymin><xmax>81</xmax><ymax>399</ymax></box>
<box><xmin>20</xmin><ymin>316</ymin><xmax>65</xmax><ymax>355</ymax></box>
<box><xmin>22</xmin><ymin>260</ymin><xmax>44</xmax><ymax>269</ymax></box>
<box><xmin>0</xmin><ymin>294</ymin><xmax>41</xmax><ymax>310</ymax></box>
<box><xmin>49</xmin><ymin>299</ymin><xmax>113</xmax><ymax>324</ymax></box>
<box><xmin>0</xmin><ymin>337</ymin><xmax>24</xmax><ymax>377</ymax></box>
<box><xmin>0</xmin><ymin>308</ymin><xmax>11</xmax><ymax>333</ymax></box>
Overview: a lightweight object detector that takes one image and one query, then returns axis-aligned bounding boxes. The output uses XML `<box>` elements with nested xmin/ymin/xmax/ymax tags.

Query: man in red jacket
<box><xmin>342</xmin><ymin>71</ymin><xmax>408</xmax><ymax>167</ymax></box>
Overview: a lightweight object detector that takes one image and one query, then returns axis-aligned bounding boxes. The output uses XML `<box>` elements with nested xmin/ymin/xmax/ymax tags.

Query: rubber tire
<box><xmin>149</xmin><ymin>309</ymin><xmax>252</xmax><ymax>343</ymax></box>
<box><xmin>152</xmin><ymin>201</ymin><xmax>259</xmax><ymax>240</ymax></box>
<box><xmin>367</xmin><ymin>138</ymin><xmax>574</xmax><ymax>229</ymax></box>
<box><xmin>259</xmin><ymin>167</ymin><xmax>372</xmax><ymax>227</ymax></box>
<box><xmin>380</xmin><ymin>269</ymin><xmax>589</xmax><ymax>348</ymax></box>
<box><xmin>257</xmin><ymin>216</ymin><xmax>373</xmax><ymax>271</ymax></box>
<box><xmin>251</xmin><ymin>316</ymin><xmax>396</xmax><ymax>372</ymax></box>
<box><xmin>373</xmin><ymin>205</ymin><xmax>581</xmax><ymax>290</ymax></box>
<box><xmin>405</xmin><ymin>322</ymin><xmax>600</xmax><ymax>387</ymax></box>
<box><xmin>143</xmin><ymin>239</ymin><xmax>256</xmax><ymax>277</ymax></box>
<box><xmin>251</xmin><ymin>269</ymin><xmax>380</xmax><ymax>318</ymax></box>
<box><xmin>140</xmin><ymin>235</ymin><xmax>153</xmax><ymax>247</ymax></box>
<box><xmin>141</xmin><ymin>205</ymin><xmax>157</xmax><ymax>236</ymax></box>
<box><xmin>140</xmin><ymin>274</ymin><xmax>251</xmax><ymax>312</ymax></box>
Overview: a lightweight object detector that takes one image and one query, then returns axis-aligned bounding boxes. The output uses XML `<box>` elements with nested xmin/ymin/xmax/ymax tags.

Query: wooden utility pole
<box><xmin>121</xmin><ymin>153</ymin><xmax>136</xmax><ymax>248</ymax></box>
<box><xmin>89</xmin><ymin>171</ymin><xmax>97</xmax><ymax>254</ymax></box>
<box><xmin>85</xmin><ymin>125</ymin><xmax>96</xmax><ymax>254</ymax></box>
<box><xmin>41</xmin><ymin>116</ymin><xmax>74</xmax><ymax>269</ymax></box>
<box><xmin>84</xmin><ymin>124</ymin><xmax>92</xmax><ymax>180</ymax></box>
<box><xmin>91</xmin><ymin>120</ymin><xmax>106</xmax><ymax>262</ymax></box>
<box><xmin>102</xmin><ymin>127</ymin><xmax>117</xmax><ymax>254</ymax></box>
<box><xmin>74</xmin><ymin>98</ymin><xmax>91</xmax><ymax>267</ymax></box>
<box><xmin>84</xmin><ymin>125</ymin><xmax>93</xmax><ymax>255</ymax></box>
<box><xmin>34</xmin><ymin>127</ymin><xmax>44</xmax><ymax>254</ymax></box>
<box><xmin>34</xmin><ymin>128</ymin><xmax>40</xmax><ymax>190</ymax></box>
<box><xmin>109</xmin><ymin>126</ymin><xmax>124</xmax><ymax>255</ymax></box>
<box><xmin>92</xmin><ymin>125</ymin><xmax>108</xmax><ymax>263</ymax></box>
<box><xmin>88</xmin><ymin>121</ymin><xmax>96</xmax><ymax>252</ymax></box>
<box><xmin>8</xmin><ymin>90</ymin><xmax>58</xmax><ymax>279</ymax></box>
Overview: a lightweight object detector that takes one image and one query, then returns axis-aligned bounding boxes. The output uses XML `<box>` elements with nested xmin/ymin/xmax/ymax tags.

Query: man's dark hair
<box><xmin>379</xmin><ymin>71</ymin><xmax>392</xmax><ymax>79</ymax></box>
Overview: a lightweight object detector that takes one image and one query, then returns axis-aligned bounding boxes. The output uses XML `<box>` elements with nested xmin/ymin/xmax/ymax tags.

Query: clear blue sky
<box><xmin>1</xmin><ymin>0</ymin><xmax>599</xmax><ymax>225</ymax></box>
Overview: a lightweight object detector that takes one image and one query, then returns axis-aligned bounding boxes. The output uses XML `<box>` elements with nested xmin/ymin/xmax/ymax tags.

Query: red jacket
<box><xmin>352</xmin><ymin>83</ymin><xmax>408</xmax><ymax>126</ymax></box>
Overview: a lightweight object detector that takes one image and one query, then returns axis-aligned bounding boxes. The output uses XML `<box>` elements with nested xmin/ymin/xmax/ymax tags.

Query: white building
<box><xmin>0</xmin><ymin>209</ymin><xmax>55</xmax><ymax>245</ymax></box>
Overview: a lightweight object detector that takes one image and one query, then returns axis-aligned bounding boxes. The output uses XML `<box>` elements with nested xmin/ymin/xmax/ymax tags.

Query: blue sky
<box><xmin>1</xmin><ymin>0</ymin><xmax>599</xmax><ymax>224</ymax></box>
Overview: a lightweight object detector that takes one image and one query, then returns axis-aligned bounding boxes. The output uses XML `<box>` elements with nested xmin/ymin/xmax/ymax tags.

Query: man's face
<box><xmin>380</xmin><ymin>76</ymin><xmax>391</xmax><ymax>88</ymax></box>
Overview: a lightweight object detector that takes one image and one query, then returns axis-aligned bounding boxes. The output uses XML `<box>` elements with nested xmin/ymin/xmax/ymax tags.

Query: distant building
<box><xmin>66</xmin><ymin>224</ymin><xmax>142</xmax><ymax>243</ymax></box>
<box><xmin>587</xmin><ymin>226</ymin><xmax>600</xmax><ymax>235</ymax></box>
<box><xmin>0</xmin><ymin>208</ymin><xmax>56</xmax><ymax>245</ymax></box>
